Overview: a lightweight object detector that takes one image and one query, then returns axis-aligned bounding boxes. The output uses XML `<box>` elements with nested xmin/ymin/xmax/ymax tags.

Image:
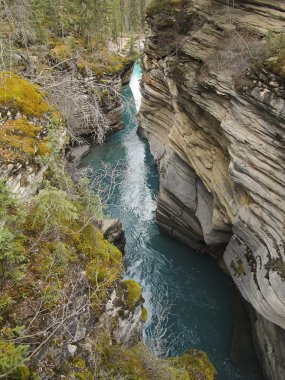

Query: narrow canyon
<box><xmin>139</xmin><ymin>1</ymin><xmax>285</xmax><ymax>379</ymax></box>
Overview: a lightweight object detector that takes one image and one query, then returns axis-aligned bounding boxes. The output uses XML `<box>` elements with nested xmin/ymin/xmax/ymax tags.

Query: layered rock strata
<box><xmin>140</xmin><ymin>1</ymin><xmax>285</xmax><ymax>378</ymax></box>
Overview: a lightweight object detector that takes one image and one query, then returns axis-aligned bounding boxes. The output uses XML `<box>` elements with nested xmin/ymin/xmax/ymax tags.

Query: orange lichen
<box><xmin>0</xmin><ymin>119</ymin><xmax>50</xmax><ymax>164</ymax></box>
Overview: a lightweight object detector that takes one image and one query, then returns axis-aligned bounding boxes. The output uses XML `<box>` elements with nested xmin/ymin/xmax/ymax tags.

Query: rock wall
<box><xmin>140</xmin><ymin>1</ymin><xmax>285</xmax><ymax>378</ymax></box>
<box><xmin>2</xmin><ymin>128</ymin><xmax>66</xmax><ymax>201</ymax></box>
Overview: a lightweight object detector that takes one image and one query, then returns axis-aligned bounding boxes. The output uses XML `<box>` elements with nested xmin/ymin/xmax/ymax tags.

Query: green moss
<box><xmin>123</xmin><ymin>280</ymin><xmax>142</xmax><ymax>309</ymax></box>
<box><xmin>85</xmin><ymin>234</ymin><xmax>123</xmax><ymax>284</ymax></box>
<box><xmin>64</xmin><ymin>357</ymin><xmax>94</xmax><ymax>380</ymax></box>
<box><xmin>50</xmin><ymin>44</ymin><xmax>72</xmax><ymax>61</ymax></box>
<box><xmin>0</xmin><ymin>338</ymin><xmax>28</xmax><ymax>378</ymax></box>
<box><xmin>146</xmin><ymin>0</ymin><xmax>183</xmax><ymax>16</ymax></box>
<box><xmin>98</xmin><ymin>343</ymin><xmax>148</xmax><ymax>379</ymax></box>
<box><xmin>0</xmin><ymin>71</ymin><xmax>50</xmax><ymax>117</ymax></box>
<box><xmin>73</xmin><ymin>357</ymin><xmax>87</xmax><ymax>370</ymax></box>
<box><xmin>142</xmin><ymin>306</ymin><xmax>148</xmax><ymax>321</ymax></box>
<box><xmin>75</xmin><ymin>374</ymin><xmax>93</xmax><ymax>380</ymax></box>
<box><xmin>170</xmin><ymin>349</ymin><xmax>217</xmax><ymax>380</ymax></box>
<box><xmin>96</xmin><ymin>342</ymin><xmax>215</xmax><ymax>380</ymax></box>
<box><xmin>37</xmin><ymin>138</ymin><xmax>51</xmax><ymax>156</ymax></box>
<box><xmin>77</xmin><ymin>50</ymin><xmax>135</xmax><ymax>77</ymax></box>
<box><xmin>80</xmin><ymin>227</ymin><xmax>123</xmax><ymax>309</ymax></box>
<box><xmin>13</xmin><ymin>365</ymin><xmax>30</xmax><ymax>380</ymax></box>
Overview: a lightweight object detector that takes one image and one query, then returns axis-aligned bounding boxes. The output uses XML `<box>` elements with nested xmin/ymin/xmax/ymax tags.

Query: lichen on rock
<box><xmin>0</xmin><ymin>119</ymin><xmax>50</xmax><ymax>164</ymax></box>
<box><xmin>0</xmin><ymin>71</ymin><xmax>65</xmax><ymax>200</ymax></box>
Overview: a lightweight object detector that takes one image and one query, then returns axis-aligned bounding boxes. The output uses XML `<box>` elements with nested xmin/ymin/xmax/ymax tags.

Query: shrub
<box><xmin>32</xmin><ymin>186</ymin><xmax>79</xmax><ymax>234</ymax></box>
<box><xmin>50</xmin><ymin>43</ymin><xmax>73</xmax><ymax>61</ymax></box>
<box><xmin>0</xmin><ymin>226</ymin><xmax>26</xmax><ymax>279</ymax></box>
<box><xmin>0</xmin><ymin>338</ymin><xmax>28</xmax><ymax>379</ymax></box>
<box><xmin>206</xmin><ymin>28</ymin><xmax>263</xmax><ymax>78</ymax></box>
<box><xmin>0</xmin><ymin>179</ymin><xmax>17</xmax><ymax>220</ymax></box>
<box><xmin>146</xmin><ymin>0</ymin><xmax>184</xmax><ymax>16</ymax></box>
<box><xmin>0</xmin><ymin>180</ymin><xmax>26</xmax><ymax>281</ymax></box>
<box><xmin>263</xmin><ymin>32</ymin><xmax>285</xmax><ymax>78</ymax></box>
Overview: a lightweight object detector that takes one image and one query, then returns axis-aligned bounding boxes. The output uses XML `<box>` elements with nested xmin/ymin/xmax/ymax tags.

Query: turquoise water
<box><xmin>82</xmin><ymin>64</ymin><xmax>263</xmax><ymax>379</ymax></box>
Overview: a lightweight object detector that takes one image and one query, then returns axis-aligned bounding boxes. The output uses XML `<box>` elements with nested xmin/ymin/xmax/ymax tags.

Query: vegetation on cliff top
<box><xmin>0</xmin><ymin>72</ymin><xmax>49</xmax><ymax>117</ymax></box>
<box><xmin>0</xmin><ymin>72</ymin><xmax>62</xmax><ymax>166</ymax></box>
<box><xmin>0</xmin><ymin>153</ymin><xmax>216</xmax><ymax>379</ymax></box>
<box><xmin>0</xmin><ymin>160</ymin><xmax>125</xmax><ymax>377</ymax></box>
<box><xmin>0</xmin><ymin>0</ymin><xmax>146</xmax><ymax>145</ymax></box>
<box><xmin>262</xmin><ymin>33</ymin><xmax>285</xmax><ymax>78</ymax></box>
<box><xmin>146</xmin><ymin>0</ymin><xmax>185</xmax><ymax>16</ymax></box>
<box><xmin>0</xmin><ymin>0</ymin><xmax>146</xmax><ymax>74</ymax></box>
<box><xmin>95</xmin><ymin>341</ymin><xmax>216</xmax><ymax>380</ymax></box>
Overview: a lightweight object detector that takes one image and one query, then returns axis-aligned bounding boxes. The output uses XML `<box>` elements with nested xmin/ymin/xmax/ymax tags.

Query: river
<box><xmin>81</xmin><ymin>64</ymin><xmax>263</xmax><ymax>380</ymax></box>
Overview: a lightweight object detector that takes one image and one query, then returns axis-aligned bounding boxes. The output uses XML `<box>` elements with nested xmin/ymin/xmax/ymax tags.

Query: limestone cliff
<box><xmin>140</xmin><ymin>1</ymin><xmax>285</xmax><ymax>378</ymax></box>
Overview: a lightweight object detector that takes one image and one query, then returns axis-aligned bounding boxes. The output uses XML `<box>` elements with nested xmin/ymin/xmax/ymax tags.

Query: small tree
<box><xmin>32</xmin><ymin>186</ymin><xmax>79</xmax><ymax>235</ymax></box>
<box><xmin>0</xmin><ymin>180</ymin><xmax>26</xmax><ymax>282</ymax></box>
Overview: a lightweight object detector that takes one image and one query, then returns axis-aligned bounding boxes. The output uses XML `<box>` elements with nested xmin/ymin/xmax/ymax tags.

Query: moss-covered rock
<box><xmin>170</xmin><ymin>349</ymin><xmax>217</xmax><ymax>380</ymax></box>
<box><xmin>50</xmin><ymin>43</ymin><xmax>73</xmax><ymax>62</ymax></box>
<box><xmin>0</xmin><ymin>72</ymin><xmax>50</xmax><ymax>117</ymax></box>
<box><xmin>94</xmin><ymin>341</ymin><xmax>216</xmax><ymax>380</ymax></box>
<box><xmin>0</xmin><ymin>119</ymin><xmax>51</xmax><ymax>164</ymax></box>
<box><xmin>142</xmin><ymin>306</ymin><xmax>148</xmax><ymax>321</ymax></box>
<box><xmin>76</xmin><ymin>226</ymin><xmax>124</xmax><ymax>310</ymax></box>
<box><xmin>77</xmin><ymin>50</ymin><xmax>136</xmax><ymax>77</ymax></box>
<box><xmin>123</xmin><ymin>279</ymin><xmax>142</xmax><ymax>309</ymax></box>
<box><xmin>146</xmin><ymin>0</ymin><xmax>184</xmax><ymax>16</ymax></box>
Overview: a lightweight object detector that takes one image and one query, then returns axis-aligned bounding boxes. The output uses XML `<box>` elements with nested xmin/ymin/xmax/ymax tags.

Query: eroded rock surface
<box><xmin>140</xmin><ymin>1</ymin><xmax>285</xmax><ymax>378</ymax></box>
<box><xmin>101</xmin><ymin>218</ymin><xmax>126</xmax><ymax>253</ymax></box>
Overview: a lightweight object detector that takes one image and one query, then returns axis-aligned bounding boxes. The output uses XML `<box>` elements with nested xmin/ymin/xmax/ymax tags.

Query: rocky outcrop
<box><xmin>140</xmin><ymin>0</ymin><xmax>285</xmax><ymax>378</ymax></box>
<box><xmin>0</xmin><ymin>72</ymin><xmax>66</xmax><ymax>200</ymax></box>
<box><xmin>121</xmin><ymin>61</ymin><xmax>135</xmax><ymax>86</ymax></box>
<box><xmin>101</xmin><ymin>218</ymin><xmax>126</xmax><ymax>253</ymax></box>
<box><xmin>96</xmin><ymin>282</ymin><xmax>144</xmax><ymax>347</ymax></box>
<box><xmin>249</xmin><ymin>306</ymin><xmax>285</xmax><ymax>380</ymax></box>
<box><xmin>2</xmin><ymin>127</ymin><xmax>66</xmax><ymax>200</ymax></box>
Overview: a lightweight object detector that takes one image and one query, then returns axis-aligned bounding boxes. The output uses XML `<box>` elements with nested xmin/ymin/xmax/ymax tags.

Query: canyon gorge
<box><xmin>1</xmin><ymin>0</ymin><xmax>285</xmax><ymax>378</ymax></box>
<box><xmin>139</xmin><ymin>1</ymin><xmax>285</xmax><ymax>379</ymax></box>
